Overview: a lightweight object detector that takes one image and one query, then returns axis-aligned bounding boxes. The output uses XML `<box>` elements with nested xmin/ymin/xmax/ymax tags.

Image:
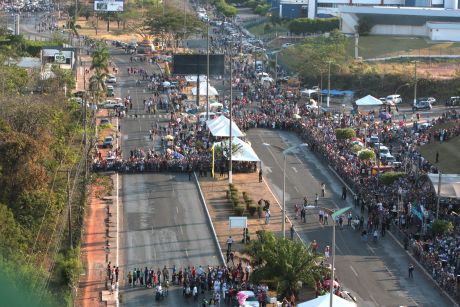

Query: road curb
<box><xmin>193</xmin><ymin>172</ymin><xmax>227</xmax><ymax>267</ymax></box>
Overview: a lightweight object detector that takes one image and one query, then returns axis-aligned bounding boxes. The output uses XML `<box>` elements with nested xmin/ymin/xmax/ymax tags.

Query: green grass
<box><xmin>247</xmin><ymin>22</ymin><xmax>288</xmax><ymax>37</ymax></box>
<box><xmin>419</xmin><ymin>134</ymin><xmax>460</xmax><ymax>174</ymax></box>
<box><xmin>348</xmin><ymin>36</ymin><xmax>460</xmax><ymax>59</ymax></box>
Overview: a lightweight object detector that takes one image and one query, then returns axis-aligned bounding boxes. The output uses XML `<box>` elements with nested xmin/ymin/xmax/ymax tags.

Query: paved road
<box><xmin>110</xmin><ymin>48</ymin><xmax>221</xmax><ymax>307</ymax></box>
<box><xmin>246</xmin><ymin>128</ymin><xmax>451</xmax><ymax>307</ymax></box>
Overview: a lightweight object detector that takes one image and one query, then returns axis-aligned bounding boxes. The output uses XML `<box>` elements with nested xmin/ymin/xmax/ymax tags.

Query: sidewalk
<box><xmin>199</xmin><ymin>172</ymin><xmax>292</xmax><ymax>262</ymax></box>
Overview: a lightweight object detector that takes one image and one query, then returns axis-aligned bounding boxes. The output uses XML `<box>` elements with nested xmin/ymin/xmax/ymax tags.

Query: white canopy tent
<box><xmin>206</xmin><ymin>115</ymin><xmax>245</xmax><ymax>137</ymax></box>
<box><xmin>215</xmin><ymin>137</ymin><xmax>260</xmax><ymax>162</ymax></box>
<box><xmin>192</xmin><ymin>82</ymin><xmax>219</xmax><ymax>96</ymax></box>
<box><xmin>428</xmin><ymin>173</ymin><xmax>460</xmax><ymax>199</ymax></box>
<box><xmin>297</xmin><ymin>294</ymin><xmax>357</xmax><ymax>307</ymax></box>
<box><xmin>355</xmin><ymin>95</ymin><xmax>383</xmax><ymax>107</ymax></box>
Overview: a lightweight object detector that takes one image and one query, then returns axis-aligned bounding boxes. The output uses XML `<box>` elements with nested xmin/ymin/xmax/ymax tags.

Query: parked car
<box><xmin>377</xmin><ymin>145</ymin><xmax>392</xmax><ymax>158</ymax></box>
<box><xmin>102</xmin><ymin>100</ymin><xmax>123</xmax><ymax>109</ymax></box>
<box><xmin>100</xmin><ymin>118</ymin><xmax>110</xmax><ymax>125</ymax></box>
<box><xmin>366</xmin><ymin>135</ymin><xmax>379</xmax><ymax>144</ymax></box>
<box><xmin>106</xmin><ymin>85</ymin><xmax>114</xmax><ymax>97</ymax></box>
<box><xmin>386</xmin><ymin>94</ymin><xmax>402</xmax><ymax>105</ymax></box>
<box><xmin>106</xmin><ymin>75</ymin><xmax>117</xmax><ymax>83</ymax></box>
<box><xmin>446</xmin><ymin>96</ymin><xmax>460</xmax><ymax>106</ymax></box>
<box><xmin>102</xmin><ymin>136</ymin><xmax>113</xmax><ymax>148</ymax></box>
<box><xmin>413</xmin><ymin>100</ymin><xmax>432</xmax><ymax>111</ymax></box>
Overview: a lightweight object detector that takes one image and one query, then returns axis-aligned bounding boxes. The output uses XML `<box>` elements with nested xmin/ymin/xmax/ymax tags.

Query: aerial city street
<box><xmin>0</xmin><ymin>0</ymin><xmax>459</xmax><ymax>306</ymax></box>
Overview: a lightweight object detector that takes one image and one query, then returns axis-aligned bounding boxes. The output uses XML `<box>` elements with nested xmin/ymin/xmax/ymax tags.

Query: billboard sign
<box><xmin>172</xmin><ymin>54</ymin><xmax>225</xmax><ymax>75</ymax></box>
<box><xmin>94</xmin><ymin>0</ymin><xmax>124</xmax><ymax>12</ymax></box>
<box><xmin>54</xmin><ymin>52</ymin><xmax>66</xmax><ymax>64</ymax></box>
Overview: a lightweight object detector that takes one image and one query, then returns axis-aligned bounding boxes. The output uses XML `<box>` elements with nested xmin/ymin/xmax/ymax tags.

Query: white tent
<box><xmin>428</xmin><ymin>173</ymin><xmax>460</xmax><ymax>199</ymax></box>
<box><xmin>298</xmin><ymin>294</ymin><xmax>357</xmax><ymax>307</ymax></box>
<box><xmin>355</xmin><ymin>95</ymin><xmax>383</xmax><ymax>106</ymax></box>
<box><xmin>206</xmin><ymin>115</ymin><xmax>244</xmax><ymax>137</ymax></box>
<box><xmin>215</xmin><ymin>137</ymin><xmax>260</xmax><ymax>162</ymax></box>
<box><xmin>192</xmin><ymin>82</ymin><xmax>219</xmax><ymax>96</ymax></box>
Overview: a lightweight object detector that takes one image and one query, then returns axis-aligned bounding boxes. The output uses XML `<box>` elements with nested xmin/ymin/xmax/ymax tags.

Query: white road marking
<box><xmin>115</xmin><ymin>117</ymin><xmax>120</xmax><ymax>307</ymax></box>
<box><xmin>296</xmin><ymin>156</ymin><xmax>302</xmax><ymax>163</ymax></box>
<box><xmin>176</xmin><ymin>207</ymin><xmax>179</xmax><ymax>214</ymax></box>
<box><xmin>294</xmin><ymin>186</ymin><xmax>299</xmax><ymax>192</ymax></box>
<box><xmin>180</xmin><ymin>226</ymin><xmax>183</xmax><ymax>234</ymax></box>
<box><xmin>350</xmin><ymin>265</ymin><xmax>359</xmax><ymax>277</ymax></box>
<box><xmin>265</xmin><ymin>166</ymin><xmax>272</xmax><ymax>173</ymax></box>
<box><xmin>291</xmin><ymin>166</ymin><xmax>298</xmax><ymax>173</ymax></box>
<box><xmin>123</xmin><ymin>135</ymin><xmax>129</xmax><ymax>140</ymax></box>
<box><xmin>369</xmin><ymin>294</ymin><xmax>378</xmax><ymax>305</ymax></box>
<box><xmin>185</xmin><ymin>249</ymin><xmax>189</xmax><ymax>257</ymax></box>
<box><xmin>367</xmin><ymin>244</ymin><xmax>376</xmax><ymax>255</ymax></box>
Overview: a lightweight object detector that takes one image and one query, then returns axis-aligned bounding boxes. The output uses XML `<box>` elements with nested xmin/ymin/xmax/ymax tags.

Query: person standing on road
<box><xmin>259</xmin><ymin>168</ymin><xmax>263</xmax><ymax>183</ymax></box>
<box><xmin>321</xmin><ymin>183</ymin><xmax>326</xmax><ymax>197</ymax></box>
<box><xmin>265</xmin><ymin>209</ymin><xmax>271</xmax><ymax>224</ymax></box>
<box><xmin>319</xmin><ymin>209</ymin><xmax>324</xmax><ymax>224</ymax></box>
<box><xmin>342</xmin><ymin>186</ymin><xmax>347</xmax><ymax>200</ymax></box>
<box><xmin>323</xmin><ymin>212</ymin><xmax>328</xmax><ymax>225</ymax></box>
<box><xmin>226</xmin><ymin>235</ymin><xmax>234</xmax><ymax>251</ymax></box>
<box><xmin>315</xmin><ymin>193</ymin><xmax>319</xmax><ymax>206</ymax></box>
<box><xmin>347</xmin><ymin>212</ymin><xmax>353</xmax><ymax>226</ymax></box>
<box><xmin>408</xmin><ymin>264</ymin><xmax>414</xmax><ymax>279</ymax></box>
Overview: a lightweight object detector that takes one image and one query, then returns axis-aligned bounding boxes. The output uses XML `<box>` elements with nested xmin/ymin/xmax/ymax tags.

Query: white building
<box><xmin>339</xmin><ymin>5</ymin><xmax>460</xmax><ymax>41</ymax></box>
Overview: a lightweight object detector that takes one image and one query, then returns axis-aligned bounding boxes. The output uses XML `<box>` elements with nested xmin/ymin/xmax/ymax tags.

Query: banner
<box><xmin>94</xmin><ymin>0</ymin><xmax>124</xmax><ymax>12</ymax></box>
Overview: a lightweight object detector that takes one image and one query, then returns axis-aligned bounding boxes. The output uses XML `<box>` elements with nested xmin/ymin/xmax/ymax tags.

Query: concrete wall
<box><xmin>370</xmin><ymin>24</ymin><xmax>428</xmax><ymax>36</ymax></box>
<box><xmin>429</xmin><ymin>28</ymin><xmax>460</xmax><ymax>41</ymax></box>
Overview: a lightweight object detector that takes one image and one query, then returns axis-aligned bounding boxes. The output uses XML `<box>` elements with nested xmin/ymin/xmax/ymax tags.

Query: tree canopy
<box><xmin>244</xmin><ymin>231</ymin><xmax>326</xmax><ymax>298</ymax></box>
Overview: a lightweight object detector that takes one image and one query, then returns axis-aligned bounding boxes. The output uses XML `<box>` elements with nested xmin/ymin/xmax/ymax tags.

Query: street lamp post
<box><xmin>229</xmin><ymin>57</ymin><xmax>233</xmax><ymax>184</ymax></box>
<box><xmin>413</xmin><ymin>61</ymin><xmax>419</xmax><ymax>105</ymax></box>
<box><xmin>263</xmin><ymin>143</ymin><xmax>307</xmax><ymax>238</ymax></box>
<box><xmin>327</xmin><ymin>61</ymin><xmax>332</xmax><ymax>108</ymax></box>
<box><xmin>395</xmin><ymin>83</ymin><xmax>410</xmax><ymax>96</ymax></box>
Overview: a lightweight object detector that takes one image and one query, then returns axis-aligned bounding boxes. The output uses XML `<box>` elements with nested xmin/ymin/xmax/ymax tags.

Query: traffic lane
<box><xmin>121</xmin><ymin>173</ymin><xmax>221</xmax><ymax>307</ymax></box>
<box><xmin>246</xmin><ymin>129</ymin><xmax>450</xmax><ymax>306</ymax></box>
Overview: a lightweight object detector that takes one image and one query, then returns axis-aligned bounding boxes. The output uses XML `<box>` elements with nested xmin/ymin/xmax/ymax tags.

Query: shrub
<box><xmin>242</xmin><ymin>191</ymin><xmax>248</xmax><ymax>200</ymax></box>
<box><xmin>257</xmin><ymin>205</ymin><xmax>263</xmax><ymax>218</ymax></box>
<box><xmin>358</xmin><ymin>149</ymin><xmax>375</xmax><ymax>161</ymax></box>
<box><xmin>335</xmin><ymin>128</ymin><xmax>356</xmax><ymax>141</ymax></box>
<box><xmin>357</xmin><ymin>17</ymin><xmax>372</xmax><ymax>36</ymax></box>
<box><xmin>234</xmin><ymin>205</ymin><xmax>245</xmax><ymax>216</ymax></box>
<box><xmin>350</xmin><ymin>144</ymin><xmax>362</xmax><ymax>153</ymax></box>
<box><xmin>233</xmin><ymin>199</ymin><xmax>241</xmax><ymax>207</ymax></box>
<box><xmin>246</xmin><ymin>199</ymin><xmax>253</xmax><ymax>210</ymax></box>
<box><xmin>431</xmin><ymin>219</ymin><xmax>454</xmax><ymax>236</ymax></box>
<box><xmin>288</xmin><ymin>18</ymin><xmax>339</xmax><ymax>35</ymax></box>
<box><xmin>380</xmin><ymin>171</ymin><xmax>405</xmax><ymax>185</ymax></box>
<box><xmin>248</xmin><ymin>205</ymin><xmax>257</xmax><ymax>216</ymax></box>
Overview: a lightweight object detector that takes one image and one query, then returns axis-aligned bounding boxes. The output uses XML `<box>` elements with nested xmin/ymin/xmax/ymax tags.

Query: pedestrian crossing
<box><xmin>123</xmin><ymin>114</ymin><xmax>169</xmax><ymax>120</ymax></box>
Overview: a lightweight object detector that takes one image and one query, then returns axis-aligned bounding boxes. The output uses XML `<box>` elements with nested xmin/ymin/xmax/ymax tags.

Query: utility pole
<box><xmin>84</xmin><ymin>97</ymin><xmax>88</xmax><ymax>180</ymax></box>
<box><xmin>229</xmin><ymin>57</ymin><xmax>233</xmax><ymax>184</ymax></box>
<box><xmin>206</xmin><ymin>3</ymin><xmax>210</xmax><ymax>120</ymax></box>
<box><xmin>413</xmin><ymin>61</ymin><xmax>418</xmax><ymax>105</ymax></box>
<box><xmin>67</xmin><ymin>169</ymin><xmax>73</xmax><ymax>250</ymax></box>
<box><xmin>436</xmin><ymin>172</ymin><xmax>442</xmax><ymax>219</ymax></box>
<box><xmin>327</xmin><ymin>61</ymin><xmax>331</xmax><ymax>108</ymax></box>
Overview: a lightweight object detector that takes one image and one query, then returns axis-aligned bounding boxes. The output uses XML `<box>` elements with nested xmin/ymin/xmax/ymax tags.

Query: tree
<box><xmin>431</xmin><ymin>219</ymin><xmax>454</xmax><ymax>236</ymax></box>
<box><xmin>380</xmin><ymin>171</ymin><xmax>405</xmax><ymax>185</ymax></box>
<box><xmin>358</xmin><ymin>149</ymin><xmax>375</xmax><ymax>161</ymax></box>
<box><xmin>244</xmin><ymin>231</ymin><xmax>326</xmax><ymax>298</ymax></box>
<box><xmin>335</xmin><ymin>128</ymin><xmax>356</xmax><ymax>141</ymax></box>
<box><xmin>357</xmin><ymin>17</ymin><xmax>372</xmax><ymax>36</ymax></box>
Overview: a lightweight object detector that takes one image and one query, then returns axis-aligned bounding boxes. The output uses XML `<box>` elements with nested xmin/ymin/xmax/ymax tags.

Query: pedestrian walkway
<box><xmin>77</xmin><ymin>175</ymin><xmax>118</xmax><ymax>307</ymax></box>
<box><xmin>199</xmin><ymin>172</ymin><xmax>294</xmax><ymax>262</ymax></box>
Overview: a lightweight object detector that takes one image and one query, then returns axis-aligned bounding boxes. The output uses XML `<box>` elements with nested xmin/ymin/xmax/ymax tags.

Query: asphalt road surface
<box><xmin>111</xmin><ymin>49</ymin><xmax>221</xmax><ymax>307</ymax></box>
<box><xmin>247</xmin><ymin>128</ymin><xmax>451</xmax><ymax>307</ymax></box>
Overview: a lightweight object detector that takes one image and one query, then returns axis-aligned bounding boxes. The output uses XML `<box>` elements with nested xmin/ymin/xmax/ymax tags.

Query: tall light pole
<box><xmin>413</xmin><ymin>61</ymin><xmax>419</xmax><ymax>105</ymax></box>
<box><xmin>436</xmin><ymin>171</ymin><xmax>442</xmax><ymax>219</ymax></box>
<box><xmin>395</xmin><ymin>83</ymin><xmax>410</xmax><ymax>95</ymax></box>
<box><xmin>329</xmin><ymin>206</ymin><xmax>351</xmax><ymax>307</ymax></box>
<box><xmin>228</xmin><ymin>57</ymin><xmax>233</xmax><ymax>184</ymax></box>
<box><xmin>263</xmin><ymin>143</ymin><xmax>308</xmax><ymax>238</ymax></box>
<box><xmin>206</xmin><ymin>4</ymin><xmax>210</xmax><ymax>120</ymax></box>
<box><xmin>327</xmin><ymin>61</ymin><xmax>332</xmax><ymax>108</ymax></box>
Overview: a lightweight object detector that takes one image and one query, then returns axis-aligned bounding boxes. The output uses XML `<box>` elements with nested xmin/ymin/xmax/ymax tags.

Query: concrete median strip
<box><xmin>193</xmin><ymin>172</ymin><xmax>226</xmax><ymax>266</ymax></box>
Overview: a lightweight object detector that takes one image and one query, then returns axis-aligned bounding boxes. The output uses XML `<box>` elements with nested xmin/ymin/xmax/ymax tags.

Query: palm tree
<box><xmin>90</xmin><ymin>46</ymin><xmax>110</xmax><ymax>74</ymax></box>
<box><xmin>244</xmin><ymin>231</ymin><xmax>327</xmax><ymax>298</ymax></box>
<box><xmin>89</xmin><ymin>70</ymin><xmax>108</xmax><ymax>102</ymax></box>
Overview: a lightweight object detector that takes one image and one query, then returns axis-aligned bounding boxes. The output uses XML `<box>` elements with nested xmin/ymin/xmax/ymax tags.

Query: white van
<box><xmin>199</xmin><ymin>112</ymin><xmax>216</xmax><ymax>122</ymax></box>
<box><xmin>386</xmin><ymin>95</ymin><xmax>402</xmax><ymax>105</ymax></box>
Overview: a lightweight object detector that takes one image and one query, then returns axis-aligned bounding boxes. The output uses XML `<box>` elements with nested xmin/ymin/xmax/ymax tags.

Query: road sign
<box><xmin>229</xmin><ymin>216</ymin><xmax>247</xmax><ymax>229</ymax></box>
<box><xmin>54</xmin><ymin>52</ymin><xmax>66</xmax><ymax>64</ymax></box>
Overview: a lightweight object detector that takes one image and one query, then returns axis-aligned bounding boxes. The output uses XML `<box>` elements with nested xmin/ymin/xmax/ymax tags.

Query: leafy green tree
<box><xmin>357</xmin><ymin>17</ymin><xmax>372</xmax><ymax>36</ymax></box>
<box><xmin>358</xmin><ymin>149</ymin><xmax>375</xmax><ymax>161</ymax></box>
<box><xmin>335</xmin><ymin>128</ymin><xmax>356</xmax><ymax>141</ymax></box>
<box><xmin>380</xmin><ymin>171</ymin><xmax>405</xmax><ymax>185</ymax></box>
<box><xmin>244</xmin><ymin>231</ymin><xmax>326</xmax><ymax>298</ymax></box>
<box><xmin>431</xmin><ymin>219</ymin><xmax>454</xmax><ymax>236</ymax></box>
<box><xmin>0</xmin><ymin>203</ymin><xmax>24</xmax><ymax>260</ymax></box>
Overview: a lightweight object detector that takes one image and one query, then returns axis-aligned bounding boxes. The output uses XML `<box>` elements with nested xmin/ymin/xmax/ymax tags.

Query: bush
<box><xmin>431</xmin><ymin>219</ymin><xmax>454</xmax><ymax>236</ymax></box>
<box><xmin>335</xmin><ymin>128</ymin><xmax>356</xmax><ymax>141</ymax></box>
<box><xmin>233</xmin><ymin>199</ymin><xmax>241</xmax><ymax>207</ymax></box>
<box><xmin>257</xmin><ymin>205</ymin><xmax>263</xmax><ymax>218</ymax></box>
<box><xmin>351</xmin><ymin>144</ymin><xmax>363</xmax><ymax>153</ymax></box>
<box><xmin>234</xmin><ymin>205</ymin><xmax>245</xmax><ymax>216</ymax></box>
<box><xmin>248</xmin><ymin>204</ymin><xmax>257</xmax><ymax>216</ymax></box>
<box><xmin>380</xmin><ymin>171</ymin><xmax>405</xmax><ymax>185</ymax></box>
<box><xmin>242</xmin><ymin>191</ymin><xmax>248</xmax><ymax>200</ymax></box>
<box><xmin>357</xmin><ymin>17</ymin><xmax>372</xmax><ymax>36</ymax></box>
<box><xmin>358</xmin><ymin>149</ymin><xmax>375</xmax><ymax>161</ymax></box>
<box><xmin>288</xmin><ymin>18</ymin><xmax>339</xmax><ymax>35</ymax></box>
<box><xmin>213</xmin><ymin>0</ymin><xmax>237</xmax><ymax>17</ymax></box>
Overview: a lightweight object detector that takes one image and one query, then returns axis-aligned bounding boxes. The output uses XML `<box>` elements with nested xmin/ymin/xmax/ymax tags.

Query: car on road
<box><xmin>413</xmin><ymin>100</ymin><xmax>432</xmax><ymax>111</ymax></box>
<box><xmin>366</xmin><ymin>135</ymin><xmax>379</xmax><ymax>144</ymax></box>
<box><xmin>282</xmin><ymin>43</ymin><xmax>293</xmax><ymax>49</ymax></box>
<box><xmin>386</xmin><ymin>94</ymin><xmax>402</xmax><ymax>105</ymax></box>
<box><xmin>102</xmin><ymin>136</ymin><xmax>114</xmax><ymax>148</ymax></box>
<box><xmin>102</xmin><ymin>100</ymin><xmax>123</xmax><ymax>109</ymax></box>
<box><xmin>100</xmin><ymin>118</ymin><xmax>110</xmax><ymax>125</ymax></box>
<box><xmin>106</xmin><ymin>85</ymin><xmax>115</xmax><ymax>97</ymax></box>
<box><xmin>446</xmin><ymin>96</ymin><xmax>460</xmax><ymax>106</ymax></box>
<box><xmin>377</xmin><ymin>145</ymin><xmax>392</xmax><ymax>159</ymax></box>
<box><xmin>106</xmin><ymin>75</ymin><xmax>117</xmax><ymax>83</ymax></box>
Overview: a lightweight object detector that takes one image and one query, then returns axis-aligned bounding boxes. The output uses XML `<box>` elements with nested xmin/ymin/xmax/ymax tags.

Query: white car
<box><xmin>377</xmin><ymin>146</ymin><xmax>392</xmax><ymax>158</ymax></box>
<box><xmin>386</xmin><ymin>94</ymin><xmax>402</xmax><ymax>105</ymax></box>
<box><xmin>103</xmin><ymin>100</ymin><xmax>123</xmax><ymax>109</ymax></box>
<box><xmin>282</xmin><ymin>43</ymin><xmax>293</xmax><ymax>49</ymax></box>
<box><xmin>106</xmin><ymin>75</ymin><xmax>117</xmax><ymax>83</ymax></box>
